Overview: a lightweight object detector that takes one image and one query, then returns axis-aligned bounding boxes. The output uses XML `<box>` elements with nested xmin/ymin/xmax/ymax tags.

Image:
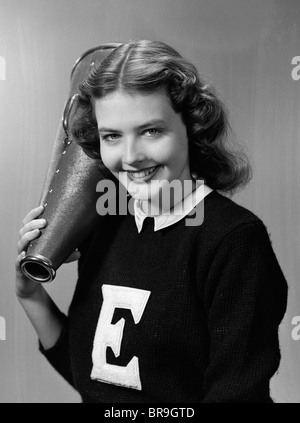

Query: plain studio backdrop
<box><xmin>0</xmin><ymin>0</ymin><xmax>299</xmax><ymax>403</ymax></box>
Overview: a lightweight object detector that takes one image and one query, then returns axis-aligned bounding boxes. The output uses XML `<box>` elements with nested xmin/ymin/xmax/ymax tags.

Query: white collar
<box><xmin>133</xmin><ymin>182</ymin><xmax>213</xmax><ymax>233</ymax></box>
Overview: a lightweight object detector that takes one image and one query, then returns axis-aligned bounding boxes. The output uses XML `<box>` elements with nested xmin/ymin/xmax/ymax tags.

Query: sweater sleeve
<box><xmin>201</xmin><ymin>221</ymin><xmax>288</xmax><ymax>403</ymax></box>
<box><xmin>39</xmin><ymin>312</ymin><xmax>76</xmax><ymax>390</ymax></box>
<box><xmin>38</xmin><ymin>239</ymin><xmax>91</xmax><ymax>391</ymax></box>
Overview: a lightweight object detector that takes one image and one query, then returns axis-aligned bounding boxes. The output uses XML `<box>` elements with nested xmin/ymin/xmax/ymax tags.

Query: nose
<box><xmin>122</xmin><ymin>137</ymin><xmax>146</xmax><ymax>167</ymax></box>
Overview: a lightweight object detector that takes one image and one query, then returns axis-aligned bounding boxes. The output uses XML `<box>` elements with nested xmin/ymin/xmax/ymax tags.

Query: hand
<box><xmin>16</xmin><ymin>205</ymin><xmax>81</xmax><ymax>298</ymax></box>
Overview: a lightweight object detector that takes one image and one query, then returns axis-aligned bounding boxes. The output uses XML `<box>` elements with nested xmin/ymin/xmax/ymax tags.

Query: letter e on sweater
<box><xmin>90</xmin><ymin>285</ymin><xmax>151</xmax><ymax>390</ymax></box>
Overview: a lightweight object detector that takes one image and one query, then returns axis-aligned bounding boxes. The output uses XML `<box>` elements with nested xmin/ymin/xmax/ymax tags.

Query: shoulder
<box><xmin>204</xmin><ymin>190</ymin><xmax>264</xmax><ymax>230</ymax></box>
<box><xmin>193</xmin><ymin>191</ymin><xmax>287</xmax><ymax>297</ymax></box>
<box><xmin>195</xmin><ymin>190</ymin><xmax>270</xmax><ymax>252</ymax></box>
<box><xmin>204</xmin><ymin>189</ymin><xmax>260</xmax><ymax>221</ymax></box>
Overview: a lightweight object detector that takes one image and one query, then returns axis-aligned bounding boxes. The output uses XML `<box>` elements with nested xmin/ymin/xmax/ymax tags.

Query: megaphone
<box><xmin>20</xmin><ymin>43</ymin><xmax>121</xmax><ymax>283</ymax></box>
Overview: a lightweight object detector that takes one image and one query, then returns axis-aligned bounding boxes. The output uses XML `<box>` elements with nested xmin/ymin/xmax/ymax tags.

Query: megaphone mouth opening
<box><xmin>20</xmin><ymin>255</ymin><xmax>56</xmax><ymax>283</ymax></box>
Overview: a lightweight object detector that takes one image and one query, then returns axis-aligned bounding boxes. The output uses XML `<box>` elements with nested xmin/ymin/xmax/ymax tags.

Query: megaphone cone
<box><xmin>20</xmin><ymin>44</ymin><xmax>121</xmax><ymax>282</ymax></box>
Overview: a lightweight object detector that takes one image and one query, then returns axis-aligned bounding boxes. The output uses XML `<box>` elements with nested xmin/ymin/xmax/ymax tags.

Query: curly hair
<box><xmin>71</xmin><ymin>40</ymin><xmax>251</xmax><ymax>192</ymax></box>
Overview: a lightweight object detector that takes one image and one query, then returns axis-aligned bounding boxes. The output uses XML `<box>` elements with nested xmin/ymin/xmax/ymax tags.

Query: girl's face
<box><xmin>95</xmin><ymin>89</ymin><xmax>193</xmax><ymax>208</ymax></box>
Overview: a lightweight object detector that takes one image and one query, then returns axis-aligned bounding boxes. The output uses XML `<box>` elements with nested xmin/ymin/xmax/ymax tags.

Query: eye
<box><xmin>143</xmin><ymin>128</ymin><xmax>162</xmax><ymax>138</ymax></box>
<box><xmin>101</xmin><ymin>133</ymin><xmax>121</xmax><ymax>143</ymax></box>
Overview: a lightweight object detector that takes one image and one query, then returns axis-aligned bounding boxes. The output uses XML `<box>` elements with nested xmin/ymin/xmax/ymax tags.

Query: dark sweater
<box><xmin>40</xmin><ymin>191</ymin><xmax>288</xmax><ymax>403</ymax></box>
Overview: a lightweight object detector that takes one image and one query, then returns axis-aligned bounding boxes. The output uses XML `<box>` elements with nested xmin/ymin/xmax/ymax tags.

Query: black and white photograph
<box><xmin>0</xmin><ymin>0</ymin><xmax>299</xmax><ymax>405</ymax></box>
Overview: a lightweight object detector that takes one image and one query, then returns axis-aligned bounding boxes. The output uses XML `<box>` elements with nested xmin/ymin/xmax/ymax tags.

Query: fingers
<box><xmin>18</xmin><ymin>206</ymin><xmax>47</xmax><ymax>254</ymax></box>
<box><xmin>17</xmin><ymin>227</ymin><xmax>43</xmax><ymax>255</ymax></box>
<box><xmin>19</xmin><ymin>218</ymin><xmax>47</xmax><ymax>239</ymax></box>
<box><xmin>18</xmin><ymin>219</ymin><xmax>47</xmax><ymax>253</ymax></box>
<box><xmin>18</xmin><ymin>206</ymin><xmax>81</xmax><ymax>269</ymax></box>
<box><xmin>22</xmin><ymin>205</ymin><xmax>44</xmax><ymax>226</ymax></box>
<box><xmin>15</xmin><ymin>251</ymin><xmax>26</xmax><ymax>271</ymax></box>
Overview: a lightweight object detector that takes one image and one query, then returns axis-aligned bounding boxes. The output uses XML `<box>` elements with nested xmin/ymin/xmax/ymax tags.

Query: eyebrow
<box><xmin>98</xmin><ymin>119</ymin><xmax>167</xmax><ymax>133</ymax></box>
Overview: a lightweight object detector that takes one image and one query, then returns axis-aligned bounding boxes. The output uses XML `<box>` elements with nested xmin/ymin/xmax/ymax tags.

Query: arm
<box><xmin>16</xmin><ymin>205</ymin><xmax>80</xmax><ymax>388</ymax></box>
<box><xmin>201</xmin><ymin>221</ymin><xmax>288</xmax><ymax>403</ymax></box>
<box><xmin>17</xmin><ymin>284</ymin><xmax>65</xmax><ymax>350</ymax></box>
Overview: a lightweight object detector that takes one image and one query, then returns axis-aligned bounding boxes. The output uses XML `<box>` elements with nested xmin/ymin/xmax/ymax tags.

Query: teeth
<box><xmin>129</xmin><ymin>166</ymin><xmax>158</xmax><ymax>179</ymax></box>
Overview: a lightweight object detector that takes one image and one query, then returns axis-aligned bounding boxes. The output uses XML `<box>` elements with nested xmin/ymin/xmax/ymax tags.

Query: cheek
<box><xmin>100</xmin><ymin>144</ymin><xmax>121</xmax><ymax>171</ymax></box>
<box><xmin>158</xmin><ymin>137</ymin><xmax>189</xmax><ymax>166</ymax></box>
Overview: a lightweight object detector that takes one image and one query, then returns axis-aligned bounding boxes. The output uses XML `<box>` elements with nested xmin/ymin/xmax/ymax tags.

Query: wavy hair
<box><xmin>71</xmin><ymin>40</ymin><xmax>251</xmax><ymax>192</ymax></box>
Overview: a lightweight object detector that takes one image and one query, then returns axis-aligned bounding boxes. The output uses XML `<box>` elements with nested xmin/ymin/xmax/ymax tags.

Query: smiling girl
<box><xmin>16</xmin><ymin>40</ymin><xmax>287</xmax><ymax>403</ymax></box>
<box><xmin>96</xmin><ymin>89</ymin><xmax>195</xmax><ymax>215</ymax></box>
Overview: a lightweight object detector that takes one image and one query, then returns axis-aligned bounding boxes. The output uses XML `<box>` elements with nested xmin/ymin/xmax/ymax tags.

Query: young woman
<box><xmin>16</xmin><ymin>40</ymin><xmax>288</xmax><ymax>403</ymax></box>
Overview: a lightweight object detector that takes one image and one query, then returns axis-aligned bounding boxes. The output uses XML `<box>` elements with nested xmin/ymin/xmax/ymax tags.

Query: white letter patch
<box><xmin>90</xmin><ymin>284</ymin><xmax>151</xmax><ymax>390</ymax></box>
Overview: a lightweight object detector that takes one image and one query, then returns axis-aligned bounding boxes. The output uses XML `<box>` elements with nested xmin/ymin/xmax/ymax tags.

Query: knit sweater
<box><xmin>39</xmin><ymin>190</ymin><xmax>288</xmax><ymax>403</ymax></box>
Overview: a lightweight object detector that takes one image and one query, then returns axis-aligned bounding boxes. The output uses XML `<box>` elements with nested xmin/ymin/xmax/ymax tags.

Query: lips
<box><xmin>126</xmin><ymin>165</ymin><xmax>160</xmax><ymax>182</ymax></box>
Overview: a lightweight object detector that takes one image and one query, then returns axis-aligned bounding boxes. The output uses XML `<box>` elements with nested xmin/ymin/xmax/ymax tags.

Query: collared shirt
<box><xmin>133</xmin><ymin>182</ymin><xmax>213</xmax><ymax>233</ymax></box>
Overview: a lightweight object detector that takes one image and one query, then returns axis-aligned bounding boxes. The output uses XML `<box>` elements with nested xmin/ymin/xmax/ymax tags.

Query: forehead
<box><xmin>94</xmin><ymin>90</ymin><xmax>176</xmax><ymax>128</ymax></box>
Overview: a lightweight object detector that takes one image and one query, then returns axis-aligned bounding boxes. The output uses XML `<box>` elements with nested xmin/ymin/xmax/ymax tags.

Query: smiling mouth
<box><xmin>126</xmin><ymin>165</ymin><xmax>160</xmax><ymax>181</ymax></box>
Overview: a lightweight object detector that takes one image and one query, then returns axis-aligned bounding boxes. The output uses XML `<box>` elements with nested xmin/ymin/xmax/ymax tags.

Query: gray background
<box><xmin>0</xmin><ymin>0</ymin><xmax>299</xmax><ymax>403</ymax></box>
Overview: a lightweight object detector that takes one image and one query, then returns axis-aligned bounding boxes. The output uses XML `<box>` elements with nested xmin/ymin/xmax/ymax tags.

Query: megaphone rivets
<box><xmin>62</xmin><ymin>150</ymin><xmax>66</xmax><ymax>155</ymax></box>
<box><xmin>63</xmin><ymin>138</ymin><xmax>72</xmax><ymax>146</ymax></box>
<box><xmin>44</xmin><ymin>202</ymin><xmax>47</xmax><ymax>207</ymax></box>
<box><xmin>56</xmin><ymin>169</ymin><xmax>60</xmax><ymax>173</ymax></box>
<box><xmin>49</xmin><ymin>189</ymin><xmax>53</xmax><ymax>193</ymax></box>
